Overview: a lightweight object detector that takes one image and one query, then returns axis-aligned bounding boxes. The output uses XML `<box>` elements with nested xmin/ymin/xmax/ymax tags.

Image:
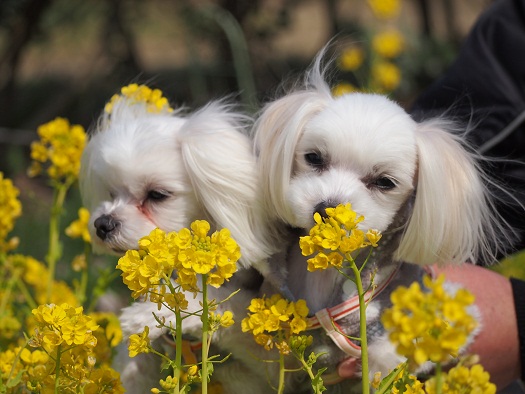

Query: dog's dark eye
<box><xmin>304</xmin><ymin>152</ymin><xmax>324</xmax><ymax>167</ymax></box>
<box><xmin>371</xmin><ymin>177</ymin><xmax>396</xmax><ymax>190</ymax></box>
<box><xmin>147</xmin><ymin>190</ymin><xmax>169</xmax><ymax>201</ymax></box>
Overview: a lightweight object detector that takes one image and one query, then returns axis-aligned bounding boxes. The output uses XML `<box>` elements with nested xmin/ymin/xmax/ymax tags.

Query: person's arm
<box><xmin>337</xmin><ymin>264</ymin><xmax>522</xmax><ymax>390</ymax></box>
<box><xmin>433</xmin><ymin>264</ymin><xmax>521</xmax><ymax>389</ymax></box>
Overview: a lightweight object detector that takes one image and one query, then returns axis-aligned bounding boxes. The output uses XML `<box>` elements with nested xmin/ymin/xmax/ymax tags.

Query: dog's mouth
<box><xmin>110</xmin><ymin>247</ymin><xmax>129</xmax><ymax>255</ymax></box>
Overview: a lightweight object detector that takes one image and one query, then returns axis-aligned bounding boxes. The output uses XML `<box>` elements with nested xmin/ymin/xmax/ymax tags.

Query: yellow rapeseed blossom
<box><xmin>338</xmin><ymin>46</ymin><xmax>365</xmax><ymax>71</ymax></box>
<box><xmin>128</xmin><ymin>326</ymin><xmax>150</xmax><ymax>358</ymax></box>
<box><xmin>211</xmin><ymin>310</ymin><xmax>235</xmax><ymax>328</ymax></box>
<box><xmin>381</xmin><ymin>275</ymin><xmax>477</xmax><ymax>366</ymax></box>
<box><xmin>425</xmin><ymin>364</ymin><xmax>496</xmax><ymax>394</ymax></box>
<box><xmin>0</xmin><ymin>172</ymin><xmax>22</xmax><ymax>251</ymax></box>
<box><xmin>372</xmin><ymin>29</ymin><xmax>405</xmax><ymax>58</ymax></box>
<box><xmin>65</xmin><ymin>207</ymin><xmax>92</xmax><ymax>243</ymax></box>
<box><xmin>299</xmin><ymin>203</ymin><xmax>381</xmax><ymax>272</ymax></box>
<box><xmin>371</xmin><ymin>61</ymin><xmax>402</xmax><ymax>92</ymax></box>
<box><xmin>32</xmin><ymin>303</ymin><xmax>99</xmax><ymax>349</ymax></box>
<box><xmin>117</xmin><ymin>222</ymin><xmax>241</xmax><ymax>300</ymax></box>
<box><xmin>84</xmin><ymin>365</ymin><xmax>125</xmax><ymax>394</ymax></box>
<box><xmin>332</xmin><ymin>82</ymin><xmax>359</xmax><ymax>97</ymax></box>
<box><xmin>367</xmin><ymin>0</ymin><xmax>400</xmax><ymax>19</ymax></box>
<box><xmin>105</xmin><ymin>83</ymin><xmax>173</xmax><ymax>114</ymax></box>
<box><xmin>241</xmin><ymin>294</ymin><xmax>309</xmax><ymax>354</ymax></box>
<box><xmin>28</xmin><ymin>117</ymin><xmax>86</xmax><ymax>183</ymax></box>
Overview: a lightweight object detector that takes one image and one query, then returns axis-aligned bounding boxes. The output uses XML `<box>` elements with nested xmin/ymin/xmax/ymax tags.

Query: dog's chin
<box><xmin>90</xmin><ymin>229</ymin><xmax>147</xmax><ymax>256</ymax></box>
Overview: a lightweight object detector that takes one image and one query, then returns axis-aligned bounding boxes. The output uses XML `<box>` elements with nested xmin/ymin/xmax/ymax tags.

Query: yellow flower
<box><xmin>84</xmin><ymin>365</ymin><xmax>125</xmax><ymax>394</ymax></box>
<box><xmin>117</xmin><ymin>222</ymin><xmax>240</xmax><ymax>300</ymax></box>
<box><xmin>300</xmin><ymin>203</ymin><xmax>379</xmax><ymax>272</ymax></box>
<box><xmin>20</xmin><ymin>348</ymin><xmax>50</xmax><ymax>365</ymax></box>
<box><xmin>217</xmin><ymin>311</ymin><xmax>235</xmax><ymax>328</ymax></box>
<box><xmin>160</xmin><ymin>375</ymin><xmax>179</xmax><ymax>390</ymax></box>
<box><xmin>372</xmin><ymin>61</ymin><xmax>401</xmax><ymax>92</ymax></box>
<box><xmin>128</xmin><ymin>326</ymin><xmax>150</xmax><ymax>357</ymax></box>
<box><xmin>332</xmin><ymin>82</ymin><xmax>358</xmax><ymax>97</ymax></box>
<box><xmin>65</xmin><ymin>207</ymin><xmax>91</xmax><ymax>243</ymax></box>
<box><xmin>35</xmin><ymin>280</ymin><xmax>79</xmax><ymax>307</ymax></box>
<box><xmin>372</xmin><ymin>29</ymin><xmax>405</xmax><ymax>58</ymax></box>
<box><xmin>0</xmin><ymin>172</ymin><xmax>22</xmax><ymax>251</ymax></box>
<box><xmin>425</xmin><ymin>364</ymin><xmax>496</xmax><ymax>394</ymax></box>
<box><xmin>105</xmin><ymin>83</ymin><xmax>173</xmax><ymax>114</ymax></box>
<box><xmin>368</xmin><ymin>0</ymin><xmax>400</xmax><ymax>19</ymax></box>
<box><xmin>32</xmin><ymin>303</ymin><xmax>99</xmax><ymax>350</ymax></box>
<box><xmin>338</xmin><ymin>46</ymin><xmax>365</xmax><ymax>71</ymax></box>
<box><xmin>28</xmin><ymin>118</ymin><xmax>86</xmax><ymax>183</ymax></box>
<box><xmin>381</xmin><ymin>275</ymin><xmax>477</xmax><ymax>366</ymax></box>
<box><xmin>0</xmin><ymin>313</ymin><xmax>22</xmax><ymax>340</ymax></box>
<box><xmin>242</xmin><ymin>294</ymin><xmax>309</xmax><ymax>353</ymax></box>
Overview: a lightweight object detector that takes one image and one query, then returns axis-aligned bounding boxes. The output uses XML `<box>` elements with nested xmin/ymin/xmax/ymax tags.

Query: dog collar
<box><xmin>305</xmin><ymin>263</ymin><xmax>402</xmax><ymax>358</ymax></box>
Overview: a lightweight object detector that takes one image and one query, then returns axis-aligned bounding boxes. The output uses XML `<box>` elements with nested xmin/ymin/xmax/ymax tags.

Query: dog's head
<box><xmin>254</xmin><ymin>59</ymin><xmax>510</xmax><ymax>267</ymax></box>
<box><xmin>80</xmin><ymin>98</ymin><xmax>271</xmax><ymax>270</ymax></box>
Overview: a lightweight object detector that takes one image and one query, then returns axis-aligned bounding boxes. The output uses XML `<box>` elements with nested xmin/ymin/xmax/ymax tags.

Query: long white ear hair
<box><xmin>179</xmin><ymin>101</ymin><xmax>272</xmax><ymax>271</ymax></box>
<box><xmin>254</xmin><ymin>54</ymin><xmax>332</xmax><ymax>224</ymax></box>
<box><xmin>396</xmin><ymin>118</ymin><xmax>513</xmax><ymax>265</ymax></box>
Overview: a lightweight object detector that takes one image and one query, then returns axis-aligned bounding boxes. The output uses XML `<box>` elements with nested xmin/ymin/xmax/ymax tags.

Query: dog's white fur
<box><xmin>252</xmin><ymin>53</ymin><xmax>512</xmax><ymax>392</ymax></box>
<box><xmin>80</xmin><ymin>97</ymin><xmax>274</xmax><ymax>393</ymax></box>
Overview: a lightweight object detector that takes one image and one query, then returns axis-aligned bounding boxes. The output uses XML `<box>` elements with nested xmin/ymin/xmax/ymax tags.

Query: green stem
<box><xmin>349</xmin><ymin>260</ymin><xmax>370</xmax><ymax>394</ymax></box>
<box><xmin>374</xmin><ymin>362</ymin><xmax>407</xmax><ymax>394</ymax></box>
<box><xmin>0</xmin><ymin>270</ymin><xmax>16</xmax><ymax>314</ymax></box>
<box><xmin>54</xmin><ymin>345</ymin><xmax>62</xmax><ymax>394</ymax></box>
<box><xmin>174</xmin><ymin>307</ymin><xmax>183</xmax><ymax>394</ymax></box>
<box><xmin>200</xmin><ymin>4</ymin><xmax>258</xmax><ymax>113</ymax></box>
<box><xmin>277</xmin><ymin>351</ymin><xmax>285</xmax><ymax>394</ymax></box>
<box><xmin>77</xmin><ymin>242</ymin><xmax>91</xmax><ymax>307</ymax></box>
<box><xmin>46</xmin><ymin>182</ymin><xmax>70</xmax><ymax>303</ymax></box>
<box><xmin>201</xmin><ymin>275</ymin><xmax>209</xmax><ymax>394</ymax></box>
<box><xmin>435</xmin><ymin>362</ymin><xmax>443</xmax><ymax>394</ymax></box>
<box><xmin>16</xmin><ymin>278</ymin><xmax>38</xmax><ymax>310</ymax></box>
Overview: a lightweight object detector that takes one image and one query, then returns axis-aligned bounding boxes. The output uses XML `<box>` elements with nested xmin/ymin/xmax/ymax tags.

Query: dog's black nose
<box><xmin>314</xmin><ymin>201</ymin><xmax>336</xmax><ymax>219</ymax></box>
<box><xmin>94</xmin><ymin>215</ymin><xmax>118</xmax><ymax>240</ymax></box>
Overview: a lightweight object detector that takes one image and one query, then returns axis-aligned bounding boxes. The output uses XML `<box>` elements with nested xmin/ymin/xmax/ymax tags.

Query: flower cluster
<box><xmin>28</xmin><ymin>117</ymin><xmax>86</xmax><ymax>183</ymax></box>
<box><xmin>128</xmin><ymin>326</ymin><xmax>150</xmax><ymax>358</ymax></box>
<box><xmin>381</xmin><ymin>274</ymin><xmax>477</xmax><ymax>366</ymax></box>
<box><xmin>425</xmin><ymin>363</ymin><xmax>496</xmax><ymax>394</ymax></box>
<box><xmin>0</xmin><ymin>172</ymin><xmax>22</xmax><ymax>252</ymax></box>
<box><xmin>5</xmin><ymin>303</ymin><xmax>125</xmax><ymax>393</ymax></box>
<box><xmin>241</xmin><ymin>294</ymin><xmax>309</xmax><ymax>354</ymax></box>
<box><xmin>104</xmin><ymin>83</ymin><xmax>173</xmax><ymax>114</ymax></box>
<box><xmin>65</xmin><ymin>207</ymin><xmax>92</xmax><ymax>243</ymax></box>
<box><xmin>372</xmin><ymin>29</ymin><xmax>405</xmax><ymax>58</ymax></box>
<box><xmin>367</xmin><ymin>0</ymin><xmax>400</xmax><ymax>19</ymax></box>
<box><xmin>117</xmin><ymin>221</ymin><xmax>241</xmax><ymax>300</ymax></box>
<box><xmin>32</xmin><ymin>303</ymin><xmax>99</xmax><ymax>349</ymax></box>
<box><xmin>333</xmin><ymin>0</ymin><xmax>405</xmax><ymax>95</ymax></box>
<box><xmin>299</xmin><ymin>203</ymin><xmax>381</xmax><ymax>271</ymax></box>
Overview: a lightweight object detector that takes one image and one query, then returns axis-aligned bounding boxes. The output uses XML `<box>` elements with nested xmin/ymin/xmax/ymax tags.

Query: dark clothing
<box><xmin>411</xmin><ymin>0</ymin><xmax>525</xmax><ymax>257</ymax></box>
<box><xmin>410</xmin><ymin>0</ymin><xmax>525</xmax><ymax>381</ymax></box>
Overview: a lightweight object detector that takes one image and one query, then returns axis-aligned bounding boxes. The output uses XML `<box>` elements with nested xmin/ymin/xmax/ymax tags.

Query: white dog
<box><xmin>80</xmin><ymin>95</ymin><xmax>276</xmax><ymax>393</ymax></box>
<box><xmin>252</xmin><ymin>53</ymin><xmax>513</xmax><ymax>392</ymax></box>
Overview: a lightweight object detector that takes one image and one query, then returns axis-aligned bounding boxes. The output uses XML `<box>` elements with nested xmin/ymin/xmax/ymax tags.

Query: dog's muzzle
<box><xmin>94</xmin><ymin>214</ymin><xmax>119</xmax><ymax>240</ymax></box>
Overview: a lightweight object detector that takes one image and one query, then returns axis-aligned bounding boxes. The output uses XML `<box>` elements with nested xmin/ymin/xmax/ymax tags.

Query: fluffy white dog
<box><xmin>252</xmin><ymin>53</ymin><xmax>513</xmax><ymax>392</ymax></box>
<box><xmin>80</xmin><ymin>94</ymin><xmax>275</xmax><ymax>393</ymax></box>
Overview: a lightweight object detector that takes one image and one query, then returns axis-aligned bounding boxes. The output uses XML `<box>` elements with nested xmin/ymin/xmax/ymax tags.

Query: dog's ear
<box><xmin>179</xmin><ymin>102</ymin><xmax>271</xmax><ymax>270</ymax></box>
<box><xmin>254</xmin><ymin>92</ymin><xmax>328</xmax><ymax>223</ymax></box>
<box><xmin>397</xmin><ymin>119</ymin><xmax>507</xmax><ymax>266</ymax></box>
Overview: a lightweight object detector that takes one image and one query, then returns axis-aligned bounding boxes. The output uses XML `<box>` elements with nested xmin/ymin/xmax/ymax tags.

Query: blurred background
<box><xmin>1</xmin><ymin>0</ymin><xmax>524</xmax><ymax>291</ymax></box>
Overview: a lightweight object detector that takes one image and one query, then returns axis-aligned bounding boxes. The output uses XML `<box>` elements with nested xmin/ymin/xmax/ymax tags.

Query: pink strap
<box><xmin>315</xmin><ymin>308</ymin><xmax>361</xmax><ymax>357</ymax></box>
